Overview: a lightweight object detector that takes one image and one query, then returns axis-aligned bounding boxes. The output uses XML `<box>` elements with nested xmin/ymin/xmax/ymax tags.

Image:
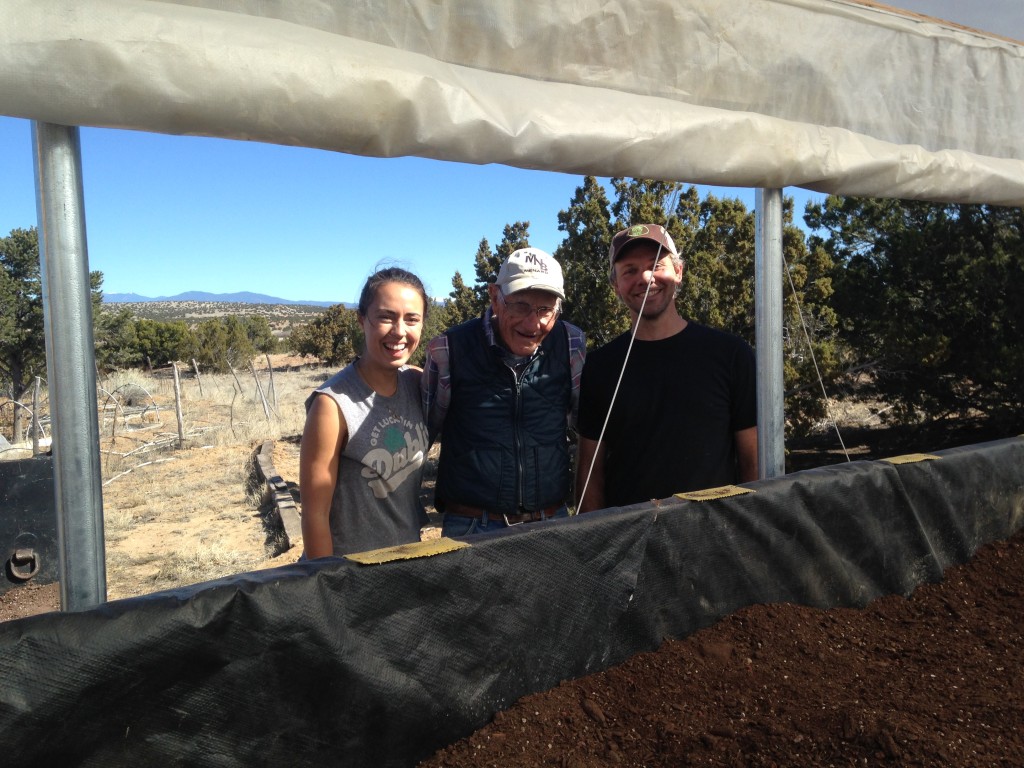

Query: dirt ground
<box><xmin>421</xmin><ymin>528</ymin><xmax>1024</xmax><ymax>768</ymax></box>
<box><xmin>0</xmin><ymin>580</ymin><xmax>60</xmax><ymax>622</ymax></box>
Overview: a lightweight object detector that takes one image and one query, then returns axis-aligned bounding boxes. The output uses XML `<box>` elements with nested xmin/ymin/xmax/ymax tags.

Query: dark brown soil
<box><xmin>6</xmin><ymin>528</ymin><xmax>1021</xmax><ymax>767</ymax></box>
<box><xmin>420</xmin><ymin>528</ymin><xmax>1024</xmax><ymax>768</ymax></box>
<box><xmin>0</xmin><ymin>581</ymin><xmax>60</xmax><ymax>621</ymax></box>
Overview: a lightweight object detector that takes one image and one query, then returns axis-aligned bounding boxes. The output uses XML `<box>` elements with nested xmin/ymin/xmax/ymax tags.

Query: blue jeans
<box><xmin>441</xmin><ymin>506</ymin><xmax>568</xmax><ymax>538</ymax></box>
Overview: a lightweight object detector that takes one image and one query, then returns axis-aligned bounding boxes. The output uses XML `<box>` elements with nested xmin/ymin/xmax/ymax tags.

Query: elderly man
<box><xmin>576</xmin><ymin>224</ymin><xmax>758</xmax><ymax>513</ymax></box>
<box><xmin>423</xmin><ymin>247</ymin><xmax>586</xmax><ymax>536</ymax></box>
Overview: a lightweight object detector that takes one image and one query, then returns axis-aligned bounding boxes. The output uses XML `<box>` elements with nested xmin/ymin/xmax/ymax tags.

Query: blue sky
<box><xmin>1</xmin><ymin>2</ymin><xmax>1017</xmax><ymax>306</ymax></box>
<box><xmin>0</xmin><ymin>117</ymin><xmax>822</xmax><ymax>305</ymax></box>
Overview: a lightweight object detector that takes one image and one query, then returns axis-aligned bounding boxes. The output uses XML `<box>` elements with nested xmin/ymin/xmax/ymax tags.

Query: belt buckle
<box><xmin>503</xmin><ymin>511</ymin><xmax>526</xmax><ymax>526</ymax></box>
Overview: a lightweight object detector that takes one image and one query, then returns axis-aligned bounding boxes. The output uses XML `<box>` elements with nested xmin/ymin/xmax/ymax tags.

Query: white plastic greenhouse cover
<box><xmin>2</xmin><ymin>0</ymin><xmax>1022</xmax><ymax>205</ymax></box>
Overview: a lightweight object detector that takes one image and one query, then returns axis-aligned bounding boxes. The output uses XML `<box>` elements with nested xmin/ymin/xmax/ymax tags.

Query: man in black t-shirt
<box><xmin>576</xmin><ymin>224</ymin><xmax>758</xmax><ymax>512</ymax></box>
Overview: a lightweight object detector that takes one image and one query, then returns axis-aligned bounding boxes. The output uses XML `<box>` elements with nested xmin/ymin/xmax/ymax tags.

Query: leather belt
<box><xmin>443</xmin><ymin>500</ymin><xmax>560</xmax><ymax>526</ymax></box>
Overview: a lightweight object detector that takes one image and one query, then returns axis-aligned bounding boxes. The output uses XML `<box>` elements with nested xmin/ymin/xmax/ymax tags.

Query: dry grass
<box><xmin>92</xmin><ymin>356</ymin><xmax>328</xmax><ymax>599</ymax></box>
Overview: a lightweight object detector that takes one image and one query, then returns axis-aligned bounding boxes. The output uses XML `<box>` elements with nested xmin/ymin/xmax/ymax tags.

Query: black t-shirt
<box><xmin>578</xmin><ymin>322</ymin><xmax>757</xmax><ymax>506</ymax></box>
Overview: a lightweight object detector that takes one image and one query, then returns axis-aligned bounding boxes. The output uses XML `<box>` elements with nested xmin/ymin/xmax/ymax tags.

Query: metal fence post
<box><xmin>33</xmin><ymin>122</ymin><xmax>107</xmax><ymax>610</ymax></box>
<box><xmin>755</xmin><ymin>188</ymin><xmax>786</xmax><ymax>479</ymax></box>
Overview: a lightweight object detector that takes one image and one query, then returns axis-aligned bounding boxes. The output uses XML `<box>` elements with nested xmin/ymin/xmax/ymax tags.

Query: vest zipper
<box><xmin>511</xmin><ymin>362</ymin><xmax>525</xmax><ymax>510</ymax></box>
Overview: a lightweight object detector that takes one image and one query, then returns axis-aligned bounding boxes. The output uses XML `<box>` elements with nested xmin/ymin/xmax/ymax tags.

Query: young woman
<box><xmin>299</xmin><ymin>267</ymin><xmax>430</xmax><ymax>557</ymax></box>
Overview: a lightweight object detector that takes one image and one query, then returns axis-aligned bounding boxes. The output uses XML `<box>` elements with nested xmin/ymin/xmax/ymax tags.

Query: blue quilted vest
<box><xmin>436</xmin><ymin>317</ymin><xmax>572</xmax><ymax>513</ymax></box>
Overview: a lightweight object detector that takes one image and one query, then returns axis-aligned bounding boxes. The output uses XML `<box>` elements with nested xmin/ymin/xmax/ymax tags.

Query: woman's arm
<box><xmin>299</xmin><ymin>394</ymin><xmax>348</xmax><ymax>558</ymax></box>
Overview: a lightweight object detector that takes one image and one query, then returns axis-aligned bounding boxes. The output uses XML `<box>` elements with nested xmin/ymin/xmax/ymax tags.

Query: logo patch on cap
<box><xmin>496</xmin><ymin>247</ymin><xmax>565</xmax><ymax>300</ymax></box>
<box><xmin>520</xmin><ymin>251</ymin><xmax>549</xmax><ymax>273</ymax></box>
<box><xmin>628</xmin><ymin>225</ymin><xmax>650</xmax><ymax>237</ymax></box>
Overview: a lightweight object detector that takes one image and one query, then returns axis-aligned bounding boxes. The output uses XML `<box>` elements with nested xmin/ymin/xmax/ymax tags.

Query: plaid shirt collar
<box><xmin>482</xmin><ymin>306</ymin><xmax>501</xmax><ymax>349</ymax></box>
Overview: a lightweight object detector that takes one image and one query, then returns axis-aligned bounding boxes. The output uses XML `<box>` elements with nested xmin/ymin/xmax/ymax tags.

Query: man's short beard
<box><xmin>632</xmin><ymin>283</ymin><xmax>680</xmax><ymax>318</ymax></box>
<box><xmin>638</xmin><ymin>300</ymin><xmax>672</xmax><ymax>319</ymax></box>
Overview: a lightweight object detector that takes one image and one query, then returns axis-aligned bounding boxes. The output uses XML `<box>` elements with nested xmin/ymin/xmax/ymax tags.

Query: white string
<box><xmin>782</xmin><ymin>252</ymin><xmax>851</xmax><ymax>462</ymax></box>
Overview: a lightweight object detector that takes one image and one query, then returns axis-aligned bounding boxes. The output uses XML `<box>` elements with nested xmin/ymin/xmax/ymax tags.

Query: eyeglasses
<box><xmin>499</xmin><ymin>292</ymin><xmax>560</xmax><ymax>322</ymax></box>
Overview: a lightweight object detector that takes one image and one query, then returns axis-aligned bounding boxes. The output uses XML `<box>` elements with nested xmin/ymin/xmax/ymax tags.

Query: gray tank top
<box><xmin>306</xmin><ymin>363</ymin><xmax>428</xmax><ymax>556</ymax></box>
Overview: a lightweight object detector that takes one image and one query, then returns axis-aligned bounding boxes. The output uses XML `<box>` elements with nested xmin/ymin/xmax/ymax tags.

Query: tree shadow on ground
<box><xmin>786</xmin><ymin>416</ymin><xmax>1014</xmax><ymax>473</ymax></box>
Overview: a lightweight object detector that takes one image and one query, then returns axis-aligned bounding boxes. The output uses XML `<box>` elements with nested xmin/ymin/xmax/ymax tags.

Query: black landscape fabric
<box><xmin>1</xmin><ymin>437</ymin><xmax>1022</xmax><ymax>767</ymax></box>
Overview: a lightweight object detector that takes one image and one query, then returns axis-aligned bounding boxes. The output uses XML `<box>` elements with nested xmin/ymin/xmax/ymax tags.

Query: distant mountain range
<box><xmin>104</xmin><ymin>291</ymin><xmax>342</xmax><ymax>307</ymax></box>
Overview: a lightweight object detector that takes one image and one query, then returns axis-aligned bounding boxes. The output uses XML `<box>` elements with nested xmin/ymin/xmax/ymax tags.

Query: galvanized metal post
<box><xmin>754</xmin><ymin>188</ymin><xmax>786</xmax><ymax>479</ymax></box>
<box><xmin>32</xmin><ymin>122</ymin><xmax>107</xmax><ymax>610</ymax></box>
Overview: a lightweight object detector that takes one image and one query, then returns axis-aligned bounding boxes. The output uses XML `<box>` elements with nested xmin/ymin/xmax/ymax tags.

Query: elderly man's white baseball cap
<box><xmin>496</xmin><ymin>247</ymin><xmax>565</xmax><ymax>300</ymax></box>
